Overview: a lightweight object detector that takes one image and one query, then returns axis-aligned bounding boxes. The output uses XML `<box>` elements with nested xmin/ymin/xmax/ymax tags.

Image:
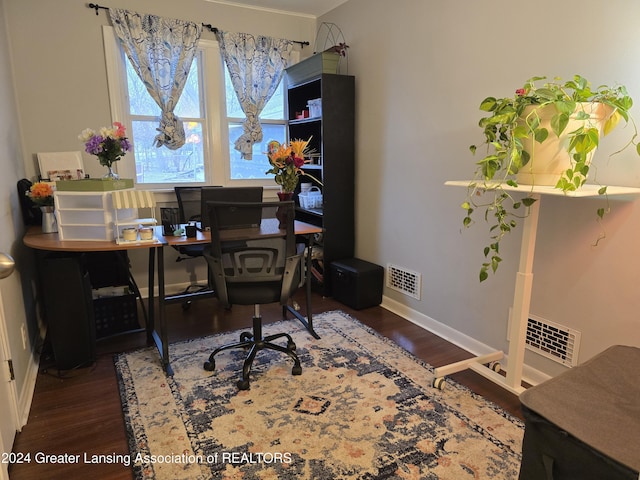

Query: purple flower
<box><xmin>85</xmin><ymin>135</ymin><xmax>104</xmax><ymax>155</ymax></box>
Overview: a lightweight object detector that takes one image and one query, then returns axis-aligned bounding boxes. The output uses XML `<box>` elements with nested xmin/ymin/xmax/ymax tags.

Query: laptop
<box><xmin>200</xmin><ymin>186</ymin><xmax>264</xmax><ymax>231</ymax></box>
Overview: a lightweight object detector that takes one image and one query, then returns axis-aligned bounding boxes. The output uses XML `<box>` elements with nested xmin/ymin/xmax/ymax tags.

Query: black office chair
<box><xmin>203</xmin><ymin>200</ymin><xmax>303</xmax><ymax>390</ymax></box>
<box><xmin>174</xmin><ymin>186</ymin><xmax>209</xmax><ymax>308</ymax></box>
<box><xmin>17</xmin><ymin>178</ymin><xmax>42</xmax><ymax>225</ymax></box>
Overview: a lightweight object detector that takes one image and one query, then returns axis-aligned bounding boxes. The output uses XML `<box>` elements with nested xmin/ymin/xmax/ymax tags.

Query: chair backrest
<box><xmin>200</xmin><ymin>186</ymin><xmax>263</xmax><ymax>231</ymax></box>
<box><xmin>175</xmin><ymin>186</ymin><xmax>204</xmax><ymax>224</ymax></box>
<box><xmin>204</xmin><ymin>200</ymin><xmax>301</xmax><ymax>306</ymax></box>
<box><xmin>17</xmin><ymin>178</ymin><xmax>42</xmax><ymax>225</ymax></box>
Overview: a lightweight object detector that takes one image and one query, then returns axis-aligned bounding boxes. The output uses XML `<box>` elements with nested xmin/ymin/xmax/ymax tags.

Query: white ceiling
<box><xmin>205</xmin><ymin>0</ymin><xmax>348</xmax><ymax>17</ymax></box>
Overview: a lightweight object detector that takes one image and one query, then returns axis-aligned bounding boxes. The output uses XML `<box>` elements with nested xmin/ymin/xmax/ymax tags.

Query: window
<box><xmin>225</xmin><ymin>67</ymin><xmax>286</xmax><ymax>181</ymax></box>
<box><xmin>103</xmin><ymin>26</ymin><xmax>295</xmax><ymax>189</ymax></box>
<box><xmin>126</xmin><ymin>51</ymin><xmax>207</xmax><ymax>184</ymax></box>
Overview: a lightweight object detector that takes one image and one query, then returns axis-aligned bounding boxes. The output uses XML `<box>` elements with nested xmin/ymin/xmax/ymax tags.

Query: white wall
<box><xmin>6</xmin><ymin>0</ymin><xmax>640</xmax><ymax>382</ymax></box>
<box><xmin>0</xmin><ymin>0</ymin><xmax>39</xmax><ymax>429</ymax></box>
<box><xmin>320</xmin><ymin>0</ymin><xmax>640</xmax><ymax>376</ymax></box>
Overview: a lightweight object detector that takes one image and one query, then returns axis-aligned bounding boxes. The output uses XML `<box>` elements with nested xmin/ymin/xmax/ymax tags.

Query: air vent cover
<box><xmin>386</xmin><ymin>264</ymin><xmax>421</xmax><ymax>300</ymax></box>
<box><xmin>526</xmin><ymin>315</ymin><xmax>581</xmax><ymax>367</ymax></box>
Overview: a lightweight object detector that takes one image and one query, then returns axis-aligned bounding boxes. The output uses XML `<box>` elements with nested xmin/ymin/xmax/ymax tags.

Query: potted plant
<box><xmin>462</xmin><ymin>75</ymin><xmax>639</xmax><ymax>281</ymax></box>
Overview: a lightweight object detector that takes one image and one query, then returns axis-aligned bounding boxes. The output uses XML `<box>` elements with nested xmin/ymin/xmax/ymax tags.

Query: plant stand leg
<box><xmin>433</xmin><ymin>193</ymin><xmax>541</xmax><ymax>395</ymax></box>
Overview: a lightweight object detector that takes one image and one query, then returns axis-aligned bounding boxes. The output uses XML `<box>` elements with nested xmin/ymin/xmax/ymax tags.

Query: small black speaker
<box><xmin>40</xmin><ymin>253</ymin><xmax>96</xmax><ymax>370</ymax></box>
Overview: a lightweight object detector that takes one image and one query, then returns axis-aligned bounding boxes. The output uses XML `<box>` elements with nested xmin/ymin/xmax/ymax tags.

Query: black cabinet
<box><xmin>40</xmin><ymin>253</ymin><xmax>97</xmax><ymax>370</ymax></box>
<box><xmin>286</xmin><ymin>72</ymin><xmax>355</xmax><ymax>295</ymax></box>
<box><xmin>38</xmin><ymin>251</ymin><xmax>139</xmax><ymax>370</ymax></box>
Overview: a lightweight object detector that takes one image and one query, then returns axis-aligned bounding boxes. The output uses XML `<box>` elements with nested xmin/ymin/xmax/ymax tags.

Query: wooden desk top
<box><xmin>22</xmin><ymin>226</ymin><xmax>163</xmax><ymax>252</ymax></box>
<box><xmin>23</xmin><ymin>221</ymin><xmax>323</xmax><ymax>252</ymax></box>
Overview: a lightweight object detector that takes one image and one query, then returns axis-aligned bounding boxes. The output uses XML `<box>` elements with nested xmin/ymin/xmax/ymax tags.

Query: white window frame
<box><xmin>102</xmin><ymin>26</ymin><xmax>297</xmax><ymax>192</ymax></box>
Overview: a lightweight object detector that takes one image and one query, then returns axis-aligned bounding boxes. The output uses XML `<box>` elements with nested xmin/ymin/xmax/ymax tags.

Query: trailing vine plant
<box><xmin>463</xmin><ymin>75</ymin><xmax>639</xmax><ymax>281</ymax></box>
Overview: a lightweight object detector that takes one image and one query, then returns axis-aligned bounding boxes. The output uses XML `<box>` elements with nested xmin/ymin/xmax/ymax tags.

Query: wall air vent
<box><xmin>386</xmin><ymin>264</ymin><xmax>421</xmax><ymax>300</ymax></box>
<box><xmin>525</xmin><ymin>315</ymin><xmax>581</xmax><ymax>367</ymax></box>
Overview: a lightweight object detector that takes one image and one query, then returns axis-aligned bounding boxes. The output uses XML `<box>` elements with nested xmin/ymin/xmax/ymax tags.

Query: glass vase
<box><xmin>103</xmin><ymin>165</ymin><xmax>119</xmax><ymax>180</ymax></box>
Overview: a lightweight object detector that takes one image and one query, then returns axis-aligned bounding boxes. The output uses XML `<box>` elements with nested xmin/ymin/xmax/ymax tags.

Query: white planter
<box><xmin>516</xmin><ymin>102</ymin><xmax>612</xmax><ymax>186</ymax></box>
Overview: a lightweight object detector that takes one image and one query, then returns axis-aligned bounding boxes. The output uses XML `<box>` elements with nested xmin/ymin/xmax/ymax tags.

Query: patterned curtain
<box><xmin>109</xmin><ymin>9</ymin><xmax>202</xmax><ymax>150</ymax></box>
<box><xmin>217</xmin><ymin>31</ymin><xmax>294</xmax><ymax>159</ymax></box>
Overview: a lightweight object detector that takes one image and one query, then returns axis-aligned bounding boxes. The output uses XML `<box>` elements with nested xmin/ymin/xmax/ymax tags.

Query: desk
<box><xmin>24</xmin><ymin>220</ymin><xmax>322</xmax><ymax>375</ymax></box>
<box><xmin>23</xmin><ymin>226</ymin><xmax>159</xmax><ymax>342</ymax></box>
<box><xmin>437</xmin><ymin>182</ymin><xmax>640</xmax><ymax>395</ymax></box>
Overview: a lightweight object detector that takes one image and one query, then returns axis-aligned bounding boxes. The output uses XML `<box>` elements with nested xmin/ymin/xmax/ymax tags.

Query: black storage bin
<box><xmin>93</xmin><ymin>293</ymin><xmax>139</xmax><ymax>339</ymax></box>
<box><xmin>330</xmin><ymin>258</ymin><xmax>383</xmax><ymax>309</ymax></box>
<box><xmin>518</xmin><ymin>345</ymin><xmax>639</xmax><ymax>480</ymax></box>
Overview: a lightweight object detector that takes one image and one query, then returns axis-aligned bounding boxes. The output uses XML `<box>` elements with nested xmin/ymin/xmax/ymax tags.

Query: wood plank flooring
<box><xmin>9</xmin><ymin>291</ymin><xmax>524</xmax><ymax>479</ymax></box>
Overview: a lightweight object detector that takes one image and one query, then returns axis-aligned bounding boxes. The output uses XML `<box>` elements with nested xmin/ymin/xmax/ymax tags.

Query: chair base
<box><xmin>179</xmin><ymin>284</ymin><xmax>210</xmax><ymax>310</ymax></box>
<box><xmin>203</xmin><ymin>311</ymin><xmax>302</xmax><ymax>390</ymax></box>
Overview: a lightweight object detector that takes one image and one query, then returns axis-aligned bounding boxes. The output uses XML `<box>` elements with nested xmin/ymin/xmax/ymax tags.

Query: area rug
<box><xmin>115</xmin><ymin>310</ymin><xmax>524</xmax><ymax>479</ymax></box>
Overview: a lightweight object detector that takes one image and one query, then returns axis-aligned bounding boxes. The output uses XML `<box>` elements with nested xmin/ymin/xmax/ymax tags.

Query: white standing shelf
<box><xmin>438</xmin><ymin>181</ymin><xmax>640</xmax><ymax>395</ymax></box>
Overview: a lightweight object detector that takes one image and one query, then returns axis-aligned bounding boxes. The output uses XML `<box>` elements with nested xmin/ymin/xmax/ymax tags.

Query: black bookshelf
<box><xmin>285</xmin><ymin>72</ymin><xmax>355</xmax><ymax>295</ymax></box>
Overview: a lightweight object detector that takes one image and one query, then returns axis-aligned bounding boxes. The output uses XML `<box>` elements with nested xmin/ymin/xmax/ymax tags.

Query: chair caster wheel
<box><xmin>203</xmin><ymin>360</ymin><xmax>215</xmax><ymax>371</ymax></box>
<box><xmin>432</xmin><ymin>377</ymin><xmax>446</xmax><ymax>390</ymax></box>
<box><xmin>488</xmin><ymin>361</ymin><xmax>501</xmax><ymax>373</ymax></box>
<box><xmin>292</xmin><ymin>365</ymin><xmax>302</xmax><ymax>376</ymax></box>
<box><xmin>288</xmin><ymin>341</ymin><xmax>297</xmax><ymax>351</ymax></box>
<box><xmin>240</xmin><ymin>332</ymin><xmax>252</xmax><ymax>342</ymax></box>
<box><xmin>237</xmin><ymin>379</ymin><xmax>250</xmax><ymax>390</ymax></box>
<box><xmin>182</xmin><ymin>300</ymin><xmax>192</xmax><ymax>311</ymax></box>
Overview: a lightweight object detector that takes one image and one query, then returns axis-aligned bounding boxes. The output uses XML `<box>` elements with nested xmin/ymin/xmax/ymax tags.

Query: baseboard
<box><xmin>380</xmin><ymin>295</ymin><xmax>550</xmax><ymax>388</ymax></box>
<box><xmin>138</xmin><ymin>281</ymin><xmax>198</xmax><ymax>299</ymax></box>
<box><xmin>16</xmin><ymin>347</ymin><xmax>39</xmax><ymax>429</ymax></box>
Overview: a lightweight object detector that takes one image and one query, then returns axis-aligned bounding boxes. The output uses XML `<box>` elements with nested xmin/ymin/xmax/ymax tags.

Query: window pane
<box><xmin>132</xmin><ymin>120</ymin><xmax>205</xmax><ymax>184</ymax></box>
<box><xmin>224</xmin><ymin>67</ymin><xmax>284</xmax><ymax>120</ymax></box>
<box><xmin>127</xmin><ymin>63</ymin><xmax>160</xmax><ymax>117</ymax></box>
<box><xmin>229</xmin><ymin>123</ymin><xmax>286</xmax><ymax>180</ymax></box>
<box><xmin>126</xmin><ymin>55</ymin><xmax>201</xmax><ymax>118</ymax></box>
<box><xmin>175</xmin><ymin>58</ymin><xmax>201</xmax><ymax>118</ymax></box>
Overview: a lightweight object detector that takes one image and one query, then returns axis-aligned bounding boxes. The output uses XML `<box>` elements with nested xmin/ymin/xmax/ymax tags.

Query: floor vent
<box><xmin>525</xmin><ymin>315</ymin><xmax>581</xmax><ymax>367</ymax></box>
<box><xmin>386</xmin><ymin>264</ymin><xmax>421</xmax><ymax>300</ymax></box>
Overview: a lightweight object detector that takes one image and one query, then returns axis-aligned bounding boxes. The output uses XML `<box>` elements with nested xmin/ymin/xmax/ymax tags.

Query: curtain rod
<box><xmin>87</xmin><ymin>3</ymin><xmax>310</xmax><ymax>48</ymax></box>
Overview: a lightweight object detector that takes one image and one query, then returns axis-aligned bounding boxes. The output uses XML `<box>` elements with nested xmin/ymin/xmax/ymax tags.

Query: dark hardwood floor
<box><xmin>9</xmin><ymin>290</ymin><xmax>524</xmax><ymax>479</ymax></box>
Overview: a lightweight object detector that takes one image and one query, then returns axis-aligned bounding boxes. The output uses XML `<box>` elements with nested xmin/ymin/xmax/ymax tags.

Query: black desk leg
<box><xmin>151</xmin><ymin>245</ymin><xmax>173</xmax><ymax>376</ymax></box>
<box><xmin>287</xmin><ymin>234</ymin><xmax>320</xmax><ymax>339</ymax></box>
<box><xmin>146</xmin><ymin>248</ymin><xmax>155</xmax><ymax>344</ymax></box>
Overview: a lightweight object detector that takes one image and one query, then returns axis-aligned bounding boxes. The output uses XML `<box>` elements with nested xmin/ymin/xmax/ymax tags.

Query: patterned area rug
<box><xmin>115</xmin><ymin>310</ymin><xmax>523</xmax><ymax>479</ymax></box>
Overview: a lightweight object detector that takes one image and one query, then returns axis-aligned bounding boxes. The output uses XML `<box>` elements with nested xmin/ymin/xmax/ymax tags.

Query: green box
<box><xmin>56</xmin><ymin>178</ymin><xmax>134</xmax><ymax>192</ymax></box>
<box><xmin>286</xmin><ymin>52</ymin><xmax>340</xmax><ymax>85</ymax></box>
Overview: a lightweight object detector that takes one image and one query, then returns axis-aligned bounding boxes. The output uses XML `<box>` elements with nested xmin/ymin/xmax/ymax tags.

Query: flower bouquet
<box><xmin>265</xmin><ymin>137</ymin><xmax>321</xmax><ymax>194</ymax></box>
<box><xmin>26</xmin><ymin>182</ymin><xmax>54</xmax><ymax>207</ymax></box>
<box><xmin>26</xmin><ymin>181</ymin><xmax>57</xmax><ymax>232</ymax></box>
<box><xmin>78</xmin><ymin>122</ymin><xmax>131</xmax><ymax>178</ymax></box>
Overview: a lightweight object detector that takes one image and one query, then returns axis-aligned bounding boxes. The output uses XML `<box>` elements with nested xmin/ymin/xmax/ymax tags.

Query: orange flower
<box><xmin>29</xmin><ymin>182</ymin><xmax>53</xmax><ymax>198</ymax></box>
<box><xmin>26</xmin><ymin>182</ymin><xmax>54</xmax><ymax>207</ymax></box>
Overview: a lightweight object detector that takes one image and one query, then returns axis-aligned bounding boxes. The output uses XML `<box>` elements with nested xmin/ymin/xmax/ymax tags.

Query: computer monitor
<box><xmin>200</xmin><ymin>186</ymin><xmax>264</xmax><ymax>231</ymax></box>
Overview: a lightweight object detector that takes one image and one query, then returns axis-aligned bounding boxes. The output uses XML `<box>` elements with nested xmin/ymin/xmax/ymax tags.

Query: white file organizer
<box><xmin>112</xmin><ymin>190</ymin><xmax>158</xmax><ymax>244</ymax></box>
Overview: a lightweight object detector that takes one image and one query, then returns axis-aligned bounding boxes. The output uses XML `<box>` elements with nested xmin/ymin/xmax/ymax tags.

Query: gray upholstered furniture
<box><xmin>518</xmin><ymin>345</ymin><xmax>640</xmax><ymax>480</ymax></box>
